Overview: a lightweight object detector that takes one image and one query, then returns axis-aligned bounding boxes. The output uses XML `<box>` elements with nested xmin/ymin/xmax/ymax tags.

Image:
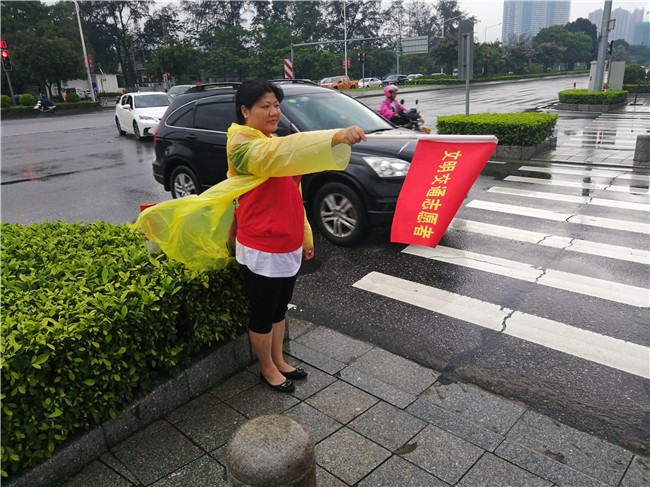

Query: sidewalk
<box><xmin>11</xmin><ymin>319</ymin><xmax>648</xmax><ymax>487</ymax></box>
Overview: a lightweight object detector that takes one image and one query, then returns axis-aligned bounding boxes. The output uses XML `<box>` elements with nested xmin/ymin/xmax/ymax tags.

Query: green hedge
<box><xmin>0</xmin><ymin>100</ymin><xmax>102</xmax><ymax>118</ymax></box>
<box><xmin>623</xmin><ymin>83</ymin><xmax>650</xmax><ymax>93</ymax></box>
<box><xmin>436</xmin><ymin>112</ymin><xmax>558</xmax><ymax>146</ymax></box>
<box><xmin>557</xmin><ymin>89</ymin><xmax>628</xmax><ymax>105</ymax></box>
<box><xmin>1</xmin><ymin>221</ymin><xmax>249</xmax><ymax>479</ymax></box>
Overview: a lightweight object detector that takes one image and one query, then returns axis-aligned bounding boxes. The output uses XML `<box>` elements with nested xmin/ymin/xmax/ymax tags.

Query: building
<box><xmin>502</xmin><ymin>0</ymin><xmax>571</xmax><ymax>44</ymax></box>
<box><xmin>588</xmin><ymin>8</ymin><xmax>648</xmax><ymax>45</ymax></box>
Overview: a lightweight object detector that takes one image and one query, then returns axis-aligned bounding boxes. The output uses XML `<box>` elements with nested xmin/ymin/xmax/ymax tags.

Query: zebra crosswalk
<box><xmin>352</xmin><ymin>162</ymin><xmax>650</xmax><ymax>379</ymax></box>
<box><xmin>561</xmin><ymin>112</ymin><xmax>650</xmax><ymax>151</ymax></box>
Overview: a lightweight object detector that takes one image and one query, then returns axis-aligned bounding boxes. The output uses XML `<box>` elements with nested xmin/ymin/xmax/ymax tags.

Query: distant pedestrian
<box><xmin>61</xmin><ymin>90</ymin><xmax>67</xmax><ymax>102</ymax></box>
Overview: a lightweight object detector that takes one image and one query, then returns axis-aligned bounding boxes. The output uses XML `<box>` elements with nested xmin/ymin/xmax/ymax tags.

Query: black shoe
<box><xmin>281</xmin><ymin>368</ymin><xmax>308</xmax><ymax>380</ymax></box>
<box><xmin>260</xmin><ymin>373</ymin><xmax>295</xmax><ymax>393</ymax></box>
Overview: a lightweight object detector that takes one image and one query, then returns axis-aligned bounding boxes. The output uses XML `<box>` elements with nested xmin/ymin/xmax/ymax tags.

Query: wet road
<box><xmin>1</xmin><ymin>111</ymin><xmax>169</xmax><ymax>224</ymax></box>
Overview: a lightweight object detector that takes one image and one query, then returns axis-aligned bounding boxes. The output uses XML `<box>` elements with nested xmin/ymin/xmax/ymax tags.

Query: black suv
<box><xmin>152</xmin><ymin>80</ymin><xmax>417</xmax><ymax>246</ymax></box>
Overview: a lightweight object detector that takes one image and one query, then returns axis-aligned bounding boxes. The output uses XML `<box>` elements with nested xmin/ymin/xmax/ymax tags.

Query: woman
<box><xmin>379</xmin><ymin>84</ymin><xmax>411</xmax><ymax>127</ymax></box>
<box><xmin>227</xmin><ymin>80</ymin><xmax>365</xmax><ymax>393</ymax></box>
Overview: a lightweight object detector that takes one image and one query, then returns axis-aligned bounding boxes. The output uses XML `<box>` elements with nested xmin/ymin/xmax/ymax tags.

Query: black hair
<box><xmin>235</xmin><ymin>79</ymin><xmax>284</xmax><ymax>124</ymax></box>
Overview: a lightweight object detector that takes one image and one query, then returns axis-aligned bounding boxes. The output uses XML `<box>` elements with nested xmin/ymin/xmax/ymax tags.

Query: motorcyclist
<box><xmin>379</xmin><ymin>85</ymin><xmax>414</xmax><ymax>128</ymax></box>
<box><xmin>40</xmin><ymin>95</ymin><xmax>56</xmax><ymax>108</ymax></box>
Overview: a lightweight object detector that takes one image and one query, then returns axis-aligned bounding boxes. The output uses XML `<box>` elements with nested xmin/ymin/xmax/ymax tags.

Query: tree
<box><xmin>566</xmin><ymin>17</ymin><xmax>597</xmax><ymax>63</ymax></box>
<box><xmin>78</xmin><ymin>1</ymin><xmax>150</xmax><ymax>88</ymax></box>
<box><xmin>475</xmin><ymin>42</ymin><xmax>506</xmax><ymax>75</ymax></box>
<box><xmin>147</xmin><ymin>41</ymin><xmax>201</xmax><ymax>83</ymax></box>
<box><xmin>181</xmin><ymin>0</ymin><xmax>247</xmax><ymax>35</ymax></box>
<box><xmin>504</xmin><ymin>42</ymin><xmax>535</xmax><ymax>74</ymax></box>
<box><xmin>430</xmin><ymin>37</ymin><xmax>458</xmax><ymax>75</ymax></box>
<box><xmin>0</xmin><ymin>1</ymin><xmax>85</xmax><ymax>97</ymax></box>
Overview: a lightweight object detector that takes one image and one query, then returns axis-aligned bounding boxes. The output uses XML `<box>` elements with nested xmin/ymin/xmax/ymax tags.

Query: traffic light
<box><xmin>1</xmin><ymin>41</ymin><xmax>11</xmax><ymax>71</ymax></box>
<box><xmin>361</xmin><ymin>52</ymin><xmax>366</xmax><ymax>63</ymax></box>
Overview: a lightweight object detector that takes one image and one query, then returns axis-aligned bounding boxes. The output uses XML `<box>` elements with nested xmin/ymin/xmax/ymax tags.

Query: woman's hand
<box><xmin>332</xmin><ymin>126</ymin><xmax>367</xmax><ymax>147</ymax></box>
<box><xmin>303</xmin><ymin>247</ymin><xmax>315</xmax><ymax>260</ymax></box>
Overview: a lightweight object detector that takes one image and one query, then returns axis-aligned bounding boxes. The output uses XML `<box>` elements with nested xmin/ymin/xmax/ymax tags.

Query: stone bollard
<box><xmin>633</xmin><ymin>134</ymin><xmax>650</xmax><ymax>164</ymax></box>
<box><xmin>225</xmin><ymin>414</ymin><xmax>316</xmax><ymax>486</ymax></box>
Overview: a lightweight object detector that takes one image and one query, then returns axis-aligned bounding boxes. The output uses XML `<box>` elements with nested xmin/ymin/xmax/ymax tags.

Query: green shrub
<box><xmin>18</xmin><ymin>93</ymin><xmax>36</xmax><ymax>106</ymax></box>
<box><xmin>0</xmin><ymin>94</ymin><xmax>12</xmax><ymax>108</ymax></box>
<box><xmin>1</xmin><ymin>221</ymin><xmax>248</xmax><ymax>479</ymax></box>
<box><xmin>436</xmin><ymin>112</ymin><xmax>558</xmax><ymax>146</ymax></box>
<box><xmin>624</xmin><ymin>64</ymin><xmax>647</xmax><ymax>83</ymax></box>
<box><xmin>557</xmin><ymin>89</ymin><xmax>627</xmax><ymax>105</ymax></box>
<box><xmin>65</xmin><ymin>92</ymin><xmax>81</xmax><ymax>103</ymax></box>
<box><xmin>623</xmin><ymin>82</ymin><xmax>650</xmax><ymax>93</ymax></box>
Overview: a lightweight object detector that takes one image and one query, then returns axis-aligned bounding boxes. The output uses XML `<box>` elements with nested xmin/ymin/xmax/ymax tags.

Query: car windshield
<box><xmin>281</xmin><ymin>92</ymin><xmax>392</xmax><ymax>133</ymax></box>
<box><xmin>134</xmin><ymin>94</ymin><xmax>170</xmax><ymax>108</ymax></box>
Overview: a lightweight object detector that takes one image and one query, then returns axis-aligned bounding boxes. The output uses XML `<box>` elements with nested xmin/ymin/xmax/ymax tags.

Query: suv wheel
<box><xmin>170</xmin><ymin>165</ymin><xmax>199</xmax><ymax>199</ymax></box>
<box><xmin>313</xmin><ymin>182</ymin><xmax>368</xmax><ymax>246</ymax></box>
<box><xmin>116</xmin><ymin>117</ymin><xmax>125</xmax><ymax>135</ymax></box>
<box><xmin>133</xmin><ymin>121</ymin><xmax>142</xmax><ymax>140</ymax></box>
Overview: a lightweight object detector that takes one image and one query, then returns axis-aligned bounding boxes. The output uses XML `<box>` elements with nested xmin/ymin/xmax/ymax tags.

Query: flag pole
<box><xmin>364</xmin><ymin>134</ymin><xmax>498</xmax><ymax>144</ymax></box>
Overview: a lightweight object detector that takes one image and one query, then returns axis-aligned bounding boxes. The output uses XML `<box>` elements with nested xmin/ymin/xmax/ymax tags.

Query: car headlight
<box><xmin>138</xmin><ymin>115</ymin><xmax>159</xmax><ymax>122</ymax></box>
<box><xmin>364</xmin><ymin>156</ymin><xmax>410</xmax><ymax>178</ymax></box>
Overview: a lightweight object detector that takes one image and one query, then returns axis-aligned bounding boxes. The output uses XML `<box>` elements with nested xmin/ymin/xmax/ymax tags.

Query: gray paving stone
<box><xmin>209</xmin><ymin>370</ymin><xmax>259</xmax><ymax>400</ymax></box>
<box><xmin>315</xmin><ymin>466</ymin><xmax>348</xmax><ymax>486</ymax></box>
<box><xmin>224</xmin><ymin>383</ymin><xmax>300</xmax><ymax>418</ymax></box>
<box><xmin>401</xmin><ymin>424</ymin><xmax>484</xmax><ymax>485</ymax></box>
<box><xmin>620</xmin><ymin>455</ymin><xmax>650</xmax><ymax>487</ymax></box>
<box><xmin>295</xmin><ymin>326</ymin><xmax>373</xmax><ymax>364</ymax></box>
<box><xmin>457</xmin><ymin>452</ymin><xmax>552</xmax><ymax>486</ymax></box>
<box><xmin>282</xmin><ymin>363</ymin><xmax>338</xmax><ymax>400</ymax></box>
<box><xmin>407</xmin><ymin>398</ymin><xmax>505</xmax><ymax>452</ymax></box>
<box><xmin>506</xmin><ymin>410</ymin><xmax>632</xmax><ymax>485</ymax></box>
<box><xmin>420</xmin><ymin>381</ymin><xmax>526</xmax><ymax>435</ymax></box>
<box><xmin>495</xmin><ymin>440</ymin><xmax>609</xmax><ymax>487</ymax></box>
<box><xmin>166</xmin><ymin>394</ymin><xmax>247</xmax><ymax>451</ymax></box>
<box><xmin>60</xmin><ymin>460</ymin><xmax>133</xmax><ymax>486</ymax></box>
<box><xmin>356</xmin><ymin>455</ymin><xmax>449</xmax><ymax>487</ymax></box>
<box><xmin>340</xmin><ymin>366</ymin><xmax>417</xmax><ymax>408</ymax></box>
<box><xmin>287</xmin><ymin>341</ymin><xmax>346</xmax><ymax>375</ymax></box>
<box><xmin>285</xmin><ymin>316</ymin><xmax>316</xmax><ymax>340</ymax></box>
<box><xmin>98</xmin><ymin>452</ymin><xmax>139</xmax><ymax>484</ymax></box>
<box><xmin>348</xmin><ymin>401</ymin><xmax>427</xmax><ymax>451</ymax></box>
<box><xmin>316</xmin><ymin>427</ymin><xmax>391</xmax><ymax>485</ymax></box>
<box><xmin>350</xmin><ymin>348</ymin><xmax>438</xmax><ymax>396</ymax></box>
<box><xmin>149</xmin><ymin>454</ymin><xmax>227</xmax><ymax>487</ymax></box>
<box><xmin>305</xmin><ymin>380</ymin><xmax>378</xmax><ymax>424</ymax></box>
<box><xmin>111</xmin><ymin>420</ymin><xmax>203</xmax><ymax>485</ymax></box>
<box><xmin>285</xmin><ymin>402</ymin><xmax>343</xmax><ymax>443</ymax></box>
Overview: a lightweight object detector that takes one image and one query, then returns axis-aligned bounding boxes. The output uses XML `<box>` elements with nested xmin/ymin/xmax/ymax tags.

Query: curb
<box><xmin>6</xmin><ymin>334</ymin><xmax>253</xmax><ymax>487</ymax></box>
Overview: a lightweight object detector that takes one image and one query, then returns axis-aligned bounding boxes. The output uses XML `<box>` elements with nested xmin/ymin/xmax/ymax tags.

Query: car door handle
<box><xmin>185</xmin><ymin>134</ymin><xmax>197</xmax><ymax>140</ymax></box>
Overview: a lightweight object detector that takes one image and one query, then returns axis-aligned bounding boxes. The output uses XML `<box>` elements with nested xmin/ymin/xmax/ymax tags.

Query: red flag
<box><xmin>390</xmin><ymin>135</ymin><xmax>497</xmax><ymax>247</ymax></box>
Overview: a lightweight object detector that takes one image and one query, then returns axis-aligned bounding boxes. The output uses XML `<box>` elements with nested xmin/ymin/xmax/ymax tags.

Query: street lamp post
<box><xmin>436</xmin><ymin>13</ymin><xmax>463</xmax><ymax>38</ymax></box>
<box><xmin>343</xmin><ymin>0</ymin><xmax>348</xmax><ymax>77</ymax></box>
<box><xmin>73</xmin><ymin>0</ymin><xmax>95</xmax><ymax>101</ymax></box>
<box><xmin>483</xmin><ymin>22</ymin><xmax>501</xmax><ymax>43</ymax></box>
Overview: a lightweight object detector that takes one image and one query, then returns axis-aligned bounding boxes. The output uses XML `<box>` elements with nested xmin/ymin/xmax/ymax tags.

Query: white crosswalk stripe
<box><xmin>352</xmin><ymin>272</ymin><xmax>649</xmax><ymax>379</ymax></box>
<box><xmin>351</xmin><ymin>163</ymin><xmax>650</xmax><ymax>378</ymax></box>
<box><xmin>561</xmin><ymin>112</ymin><xmax>650</xmax><ymax>150</ymax></box>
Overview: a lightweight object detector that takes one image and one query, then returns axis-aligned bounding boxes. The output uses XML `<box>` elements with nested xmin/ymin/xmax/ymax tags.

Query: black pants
<box><xmin>239</xmin><ymin>264</ymin><xmax>297</xmax><ymax>334</ymax></box>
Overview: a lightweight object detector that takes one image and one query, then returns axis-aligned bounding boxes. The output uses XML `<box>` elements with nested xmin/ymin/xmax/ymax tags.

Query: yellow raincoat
<box><xmin>133</xmin><ymin>123</ymin><xmax>351</xmax><ymax>270</ymax></box>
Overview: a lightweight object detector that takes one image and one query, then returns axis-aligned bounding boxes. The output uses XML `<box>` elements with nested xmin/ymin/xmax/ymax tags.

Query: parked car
<box><xmin>64</xmin><ymin>87</ymin><xmax>92</xmax><ymax>99</ymax></box>
<box><xmin>319</xmin><ymin>75</ymin><xmax>359</xmax><ymax>90</ymax></box>
<box><xmin>167</xmin><ymin>84</ymin><xmax>195</xmax><ymax>98</ymax></box>
<box><xmin>406</xmin><ymin>74</ymin><xmax>423</xmax><ymax>81</ymax></box>
<box><xmin>382</xmin><ymin>74</ymin><xmax>408</xmax><ymax>86</ymax></box>
<box><xmin>358</xmin><ymin>77</ymin><xmax>383</xmax><ymax>88</ymax></box>
<box><xmin>115</xmin><ymin>91</ymin><xmax>171</xmax><ymax>140</ymax></box>
<box><xmin>152</xmin><ymin>80</ymin><xmax>418</xmax><ymax>246</ymax></box>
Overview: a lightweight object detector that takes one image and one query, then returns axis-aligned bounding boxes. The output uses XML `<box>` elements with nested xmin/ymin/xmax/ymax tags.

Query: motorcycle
<box><xmin>400</xmin><ymin>99</ymin><xmax>430</xmax><ymax>133</ymax></box>
<box><xmin>33</xmin><ymin>99</ymin><xmax>57</xmax><ymax>114</ymax></box>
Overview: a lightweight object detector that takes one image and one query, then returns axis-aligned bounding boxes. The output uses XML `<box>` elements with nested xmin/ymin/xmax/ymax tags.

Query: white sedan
<box><xmin>358</xmin><ymin>77</ymin><xmax>383</xmax><ymax>88</ymax></box>
<box><xmin>115</xmin><ymin>91</ymin><xmax>171</xmax><ymax>140</ymax></box>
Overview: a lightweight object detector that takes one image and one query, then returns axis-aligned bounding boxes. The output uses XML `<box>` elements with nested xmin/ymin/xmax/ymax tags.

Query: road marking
<box><xmin>449</xmin><ymin>219</ymin><xmax>650</xmax><ymax>265</ymax></box>
<box><xmin>353</xmin><ymin>272</ymin><xmax>650</xmax><ymax>379</ymax></box>
<box><xmin>401</xmin><ymin>245</ymin><xmax>649</xmax><ymax>308</ymax></box>
<box><xmin>466</xmin><ymin>200</ymin><xmax>650</xmax><ymax>234</ymax></box>
<box><xmin>517</xmin><ymin>165</ymin><xmax>650</xmax><ymax>183</ymax></box>
<box><xmin>505</xmin><ymin>175</ymin><xmax>649</xmax><ymax>195</ymax></box>
<box><xmin>487</xmin><ymin>186</ymin><xmax>650</xmax><ymax>212</ymax></box>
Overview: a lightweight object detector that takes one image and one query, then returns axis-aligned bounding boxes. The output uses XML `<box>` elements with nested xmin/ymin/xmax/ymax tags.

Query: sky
<box><xmin>460</xmin><ymin>0</ymin><xmax>650</xmax><ymax>43</ymax></box>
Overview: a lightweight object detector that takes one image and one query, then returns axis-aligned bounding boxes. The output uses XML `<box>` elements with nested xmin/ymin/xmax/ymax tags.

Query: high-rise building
<box><xmin>588</xmin><ymin>8</ymin><xmax>648</xmax><ymax>45</ymax></box>
<box><xmin>502</xmin><ymin>0</ymin><xmax>571</xmax><ymax>44</ymax></box>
